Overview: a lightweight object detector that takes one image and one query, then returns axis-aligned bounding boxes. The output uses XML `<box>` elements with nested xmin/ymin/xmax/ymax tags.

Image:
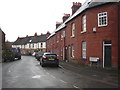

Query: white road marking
<box><xmin>32</xmin><ymin>75</ymin><xmax>45</xmax><ymax>79</ymax></box>
<box><xmin>60</xmin><ymin>80</ymin><xmax>67</xmax><ymax>84</ymax></box>
<box><xmin>50</xmin><ymin>75</ymin><xmax>56</xmax><ymax>79</ymax></box>
<box><xmin>92</xmin><ymin>75</ymin><xmax>97</xmax><ymax>76</ymax></box>
<box><xmin>59</xmin><ymin>65</ymin><xmax>65</xmax><ymax>70</ymax></box>
<box><xmin>73</xmin><ymin>85</ymin><xmax>79</xmax><ymax>88</ymax></box>
<box><xmin>46</xmin><ymin>72</ymin><xmax>50</xmax><ymax>75</ymax></box>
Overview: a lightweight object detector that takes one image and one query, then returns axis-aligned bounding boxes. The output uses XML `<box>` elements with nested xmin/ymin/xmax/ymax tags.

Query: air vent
<box><xmin>93</xmin><ymin>27</ymin><xmax>96</xmax><ymax>32</ymax></box>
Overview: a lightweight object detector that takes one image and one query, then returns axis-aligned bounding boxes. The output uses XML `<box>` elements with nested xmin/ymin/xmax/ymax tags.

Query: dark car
<box><xmin>40</xmin><ymin>53</ymin><xmax>59</xmax><ymax>67</ymax></box>
<box><xmin>35</xmin><ymin>51</ymin><xmax>45</xmax><ymax>61</ymax></box>
<box><xmin>10</xmin><ymin>48</ymin><xmax>21</xmax><ymax>60</ymax></box>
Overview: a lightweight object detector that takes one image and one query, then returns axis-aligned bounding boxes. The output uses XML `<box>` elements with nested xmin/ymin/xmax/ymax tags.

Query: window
<box><xmin>98</xmin><ymin>12</ymin><xmax>108</xmax><ymax>27</ymax></box>
<box><xmin>61</xmin><ymin>47</ymin><xmax>63</xmax><ymax>56</ymax></box>
<box><xmin>38</xmin><ymin>43</ymin><xmax>39</xmax><ymax>48</ymax></box>
<box><xmin>33</xmin><ymin>44</ymin><xmax>34</xmax><ymax>48</ymax></box>
<box><xmin>81</xmin><ymin>15</ymin><xmax>86</xmax><ymax>33</ymax></box>
<box><xmin>41</xmin><ymin>43</ymin><xmax>43</xmax><ymax>48</ymax></box>
<box><xmin>72</xmin><ymin>45</ymin><xmax>74</xmax><ymax>58</ymax></box>
<box><xmin>29</xmin><ymin>44</ymin><xmax>30</xmax><ymax>48</ymax></box>
<box><xmin>71</xmin><ymin>23</ymin><xmax>75</xmax><ymax>37</ymax></box>
<box><xmin>57</xmin><ymin>35</ymin><xmax>59</xmax><ymax>43</ymax></box>
<box><xmin>82</xmin><ymin>41</ymin><xmax>86</xmax><ymax>59</ymax></box>
<box><xmin>61</xmin><ymin>32</ymin><xmax>64</xmax><ymax>40</ymax></box>
<box><xmin>63</xmin><ymin>31</ymin><xmax>66</xmax><ymax>37</ymax></box>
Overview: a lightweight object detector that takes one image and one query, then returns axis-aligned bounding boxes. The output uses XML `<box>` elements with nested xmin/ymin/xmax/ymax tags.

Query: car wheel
<box><xmin>56</xmin><ymin>64</ymin><xmax>59</xmax><ymax>67</ymax></box>
<box><xmin>41</xmin><ymin>63</ymin><xmax>45</xmax><ymax>67</ymax></box>
<box><xmin>18</xmin><ymin>57</ymin><xmax>21</xmax><ymax>60</ymax></box>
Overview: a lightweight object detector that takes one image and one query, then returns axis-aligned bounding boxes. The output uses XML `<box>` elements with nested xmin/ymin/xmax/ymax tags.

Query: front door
<box><xmin>104</xmin><ymin>46</ymin><xmax>111</xmax><ymax>67</ymax></box>
<box><xmin>103</xmin><ymin>40</ymin><xmax>112</xmax><ymax>68</ymax></box>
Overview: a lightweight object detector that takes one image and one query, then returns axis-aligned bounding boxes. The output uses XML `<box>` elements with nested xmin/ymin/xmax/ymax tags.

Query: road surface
<box><xmin>2</xmin><ymin>56</ymin><xmax>118</xmax><ymax>89</ymax></box>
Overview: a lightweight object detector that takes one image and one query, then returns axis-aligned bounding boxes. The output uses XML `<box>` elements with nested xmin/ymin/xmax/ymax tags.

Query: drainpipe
<box><xmin>118</xmin><ymin>1</ymin><xmax>120</xmax><ymax>69</ymax></box>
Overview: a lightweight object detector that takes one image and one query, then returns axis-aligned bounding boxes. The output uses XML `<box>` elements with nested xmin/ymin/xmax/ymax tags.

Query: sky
<box><xmin>0</xmin><ymin>0</ymin><xmax>86</xmax><ymax>42</ymax></box>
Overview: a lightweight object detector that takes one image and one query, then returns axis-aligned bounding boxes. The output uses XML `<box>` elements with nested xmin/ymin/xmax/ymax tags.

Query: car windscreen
<box><xmin>45</xmin><ymin>54</ymin><xmax>57</xmax><ymax>58</ymax></box>
<box><xmin>37</xmin><ymin>51</ymin><xmax>45</xmax><ymax>55</ymax></box>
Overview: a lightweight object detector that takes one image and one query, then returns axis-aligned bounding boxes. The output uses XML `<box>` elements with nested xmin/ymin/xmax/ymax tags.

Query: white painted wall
<box><xmin>12</xmin><ymin>41</ymin><xmax>46</xmax><ymax>50</ymax></box>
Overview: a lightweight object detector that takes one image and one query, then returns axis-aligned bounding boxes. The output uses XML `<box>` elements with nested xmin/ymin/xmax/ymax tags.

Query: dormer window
<box><xmin>29</xmin><ymin>40</ymin><xmax>32</xmax><ymax>42</ymax></box>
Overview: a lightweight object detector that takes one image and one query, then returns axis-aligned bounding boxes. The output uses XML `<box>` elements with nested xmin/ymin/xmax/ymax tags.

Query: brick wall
<box><xmin>47</xmin><ymin>2</ymin><xmax>119</xmax><ymax>68</ymax></box>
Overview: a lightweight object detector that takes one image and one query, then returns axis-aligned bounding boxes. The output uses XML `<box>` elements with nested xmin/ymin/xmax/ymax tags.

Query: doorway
<box><xmin>103</xmin><ymin>40</ymin><xmax>112</xmax><ymax>68</ymax></box>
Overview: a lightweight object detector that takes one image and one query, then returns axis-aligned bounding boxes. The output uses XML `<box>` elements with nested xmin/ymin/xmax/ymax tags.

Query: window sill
<box><xmin>81</xmin><ymin>30</ymin><xmax>86</xmax><ymax>34</ymax></box>
<box><xmin>71</xmin><ymin>36</ymin><xmax>75</xmax><ymax>38</ymax></box>
<box><xmin>71</xmin><ymin>56</ymin><xmax>75</xmax><ymax>59</ymax></box>
<box><xmin>98</xmin><ymin>24</ymin><xmax>107</xmax><ymax>27</ymax></box>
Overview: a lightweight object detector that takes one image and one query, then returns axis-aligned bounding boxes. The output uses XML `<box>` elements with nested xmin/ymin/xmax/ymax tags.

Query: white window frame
<box><xmin>82</xmin><ymin>41</ymin><xmax>86</xmax><ymax>59</ymax></box>
<box><xmin>63</xmin><ymin>31</ymin><xmax>66</xmax><ymax>37</ymax></box>
<box><xmin>61</xmin><ymin>47</ymin><xmax>63</xmax><ymax>56</ymax></box>
<box><xmin>72</xmin><ymin>45</ymin><xmax>75</xmax><ymax>58</ymax></box>
<box><xmin>71</xmin><ymin>23</ymin><xmax>75</xmax><ymax>37</ymax></box>
<box><xmin>57</xmin><ymin>35</ymin><xmax>59</xmax><ymax>43</ymax></box>
<box><xmin>98</xmin><ymin>12</ymin><xmax>108</xmax><ymax>27</ymax></box>
<box><xmin>81</xmin><ymin>15</ymin><xmax>86</xmax><ymax>33</ymax></box>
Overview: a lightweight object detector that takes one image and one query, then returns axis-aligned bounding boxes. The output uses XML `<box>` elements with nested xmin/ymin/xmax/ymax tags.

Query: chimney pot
<box><xmin>62</xmin><ymin>14</ymin><xmax>70</xmax><ymax>22</ymax></box>
<box><xmin>71</xmin><ymin>2</ymin><xmax>81</xmax><ymax>15</ymax></box>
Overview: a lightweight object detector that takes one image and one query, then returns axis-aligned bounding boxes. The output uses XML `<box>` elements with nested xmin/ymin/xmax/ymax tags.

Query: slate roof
<box><xmin>47</xmin><ymin>0</ymin><xmax>119</xmax><ymax>39</ymax></box>
<box><xmin>13</xmin><ymin>37</ymin><xmax>29</xmax><ymax>45</ymax></box>
<box><xmin>13</xmin><ymin>34</ymin><xmax>50</xmax><ymax>45</ymax></box>
<box><xmin>65</xmin><ymin>0</ymin><xmax>118</xmax><ymax>24</ymax></box>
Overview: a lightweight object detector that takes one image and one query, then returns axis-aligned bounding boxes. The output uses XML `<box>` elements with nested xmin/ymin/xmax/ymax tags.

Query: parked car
<box><xmin>35</xmin><ymin>51</ymin><xmax>45</xmax><ymax>61</ymax></box>
<box><xmin>10</xmin><ymin>48</ymin><xmax>21</xmax><ymax>60</ymax></box>
<box><xmin>32</xmin><ymin>52</ymin><xmax>37</xmax><ymax>57</ymax></box>
<box><xmin>40</xmin><ymin>53</ymin><xmax>59</xmax><ymax>67</ymax></box>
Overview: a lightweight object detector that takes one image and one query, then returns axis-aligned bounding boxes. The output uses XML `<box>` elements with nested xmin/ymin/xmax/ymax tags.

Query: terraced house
<box><xmin>12</xmin><ymin>32</ymin><xmax>50</xmax><ymax>55</ymax></box>
<box><xmin>47</xmin><ymin>0</ymin><xmax>120</xmax><ymax>68</ymax></box>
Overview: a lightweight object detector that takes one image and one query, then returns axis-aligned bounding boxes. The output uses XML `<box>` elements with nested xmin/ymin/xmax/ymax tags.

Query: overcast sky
<box><xmin>0</xmin><ymin>0</ymin><xmax>86</xmax><ymax>42</ymax></box>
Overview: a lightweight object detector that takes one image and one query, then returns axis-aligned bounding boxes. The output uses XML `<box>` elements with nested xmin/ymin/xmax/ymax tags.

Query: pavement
<box><xmin>59</xmin><ymin>60</ymin><xmax>119</xmax><ymax>73</ymax></box>
<box><xmin>59</xmin><ymin>60</ymin><xmax>119</xmax><ymax>88</ymax></box>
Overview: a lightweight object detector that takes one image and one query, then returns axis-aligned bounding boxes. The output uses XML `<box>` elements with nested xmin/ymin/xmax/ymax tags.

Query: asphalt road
<box><xmin>2</xmin><ymin>56</ymin><xmax>78</xmax><ymax>88</ymax></box>
<box><xmin>2</xmin><ymin>56</ymin><xmax>118</xmax><ymax>89</ymax></box>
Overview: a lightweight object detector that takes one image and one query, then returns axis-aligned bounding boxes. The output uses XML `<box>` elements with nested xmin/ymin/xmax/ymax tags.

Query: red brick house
<box><xmin>0</xmin><ymin>28</ymin><xmax>5</xmax><ymax>45</ymax></box>
<box><xmin>47</xmin><ymin>0</ymin><xmax>120</xmax><ymax>68</ymax></box>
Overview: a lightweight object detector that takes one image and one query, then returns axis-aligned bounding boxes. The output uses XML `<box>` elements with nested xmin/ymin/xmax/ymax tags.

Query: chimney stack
<box><xmin>34</xmin><ymin>32</ymin><xmax>37</xmax><ymax>36</ymax></box>
<box><xmin>71</xmin><ymin>2</ymin><xmax>81</xmax><ymax>15</ymax></box>
<box><xmin>17</xmin><ymin>36</ymin><xmax>19</xmax><ymax>39</ymax></box>
<box><xmin>56</xmin><ymin>22</ymin><xmax>62</xmax><ymax>29</ymax></box>
<box><xmin>62</xmin><ymin>14</ymin><xmax>70</xmax><ymax>22</ymax></box>
<box><xmin>47</xmin><ymin>31</ymin><xmax>50</xmax><ymax>34</ymax></box>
